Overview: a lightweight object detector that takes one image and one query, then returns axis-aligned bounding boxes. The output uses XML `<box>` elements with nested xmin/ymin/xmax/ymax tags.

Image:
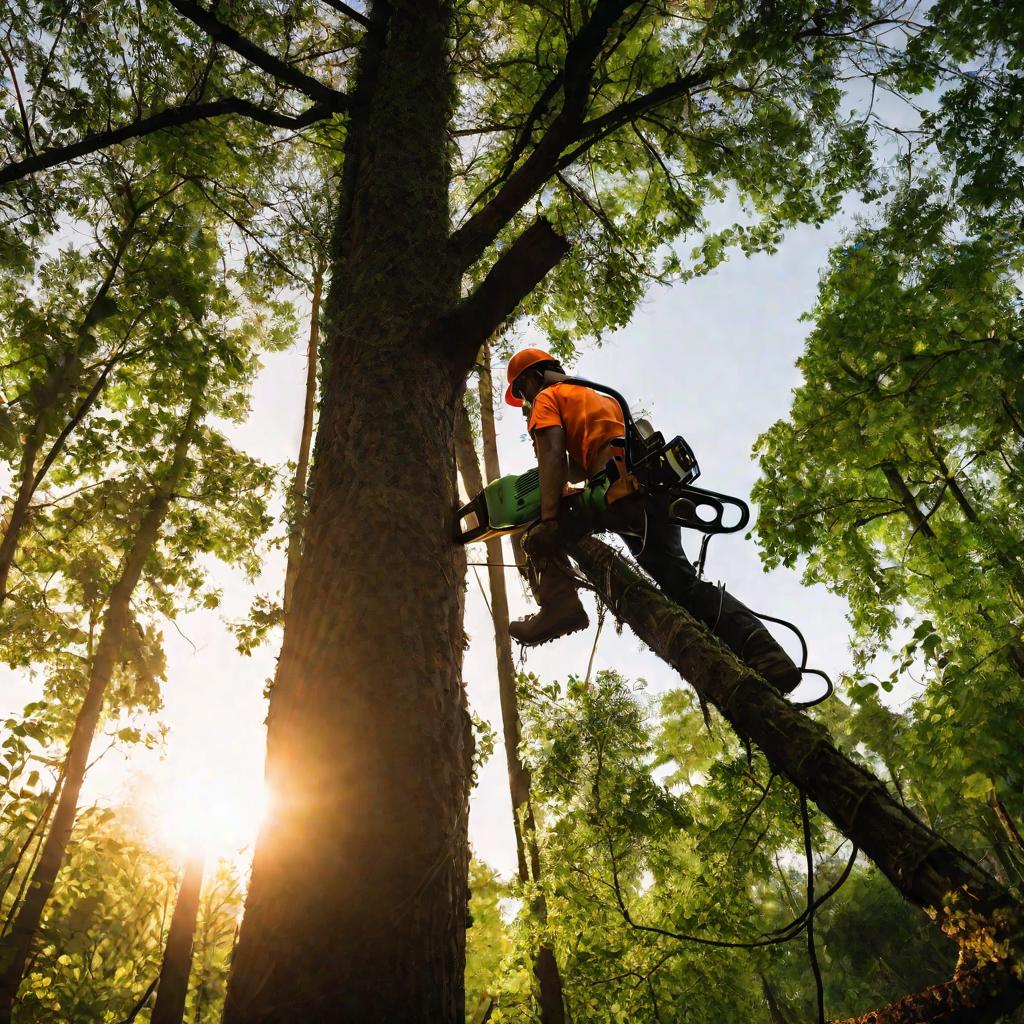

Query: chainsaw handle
<box><xmin>669</xmin><ymin>485</ymin><xmax>750</xmax><ymax>535</ymax></box>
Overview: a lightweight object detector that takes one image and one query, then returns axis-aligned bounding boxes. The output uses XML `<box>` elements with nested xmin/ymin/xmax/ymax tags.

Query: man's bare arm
<box><xmin>534</xmin><ymin>426</ymin><xmax>568</xmax><ymax>521</ymax></box>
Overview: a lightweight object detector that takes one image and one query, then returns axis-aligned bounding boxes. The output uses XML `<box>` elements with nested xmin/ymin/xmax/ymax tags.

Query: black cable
<box><xmin>747</xmin><ymin>608</ymin><xmax>834</xmax><ymax>708</ymax></box>
<box><xmin>800</xmin><ymin>793</ymin><xmax>827</xmax><ymax>1024</ymax></box>
<box><xmin>694</xmin><ymin>535</ymin><xmax>834</xmax><ymax>708</ymax></box>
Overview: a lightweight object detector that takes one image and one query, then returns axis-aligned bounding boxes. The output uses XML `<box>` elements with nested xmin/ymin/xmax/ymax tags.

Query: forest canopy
<box><xmin>0</xmin><ymin>0</ymin><xmax>1021</xmax><ymax>1022</ymax></box>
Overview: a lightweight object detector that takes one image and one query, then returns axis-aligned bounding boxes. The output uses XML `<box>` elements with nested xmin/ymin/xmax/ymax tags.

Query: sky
<box><xmin>2</xmin><ymin>193</ymin><xmax>871</xmax><ymax>881</ymax></box>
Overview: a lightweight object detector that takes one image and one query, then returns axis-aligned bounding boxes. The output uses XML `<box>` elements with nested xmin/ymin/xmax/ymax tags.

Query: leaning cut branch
<box><xmin>0</xmin><ymin>99</ymin><xmax>331</xmax><ymax>185</ymax></box>
<box><xmin>444</xmin><ymin>219</ymin><xmax>569</xmax><ymax>372</ymax></box>
<box><xmin>572</xmin><ymin>538</ymin><xmax>1024</xmax><ymax>1023</ymax></box>
<box><xmin>834</xmin><ymin>961</ymin><xmax>1024</xmax><ymax>1024</ymax></box>
<box><xmin>167</xmin><ymin>0</ymin><xmax>349</xmax><ymax>109</ymax></box>
<box><xmin>570</xmin><ymin>537</ymin><xmax>1012</xmax><ymax>921</ymax></box>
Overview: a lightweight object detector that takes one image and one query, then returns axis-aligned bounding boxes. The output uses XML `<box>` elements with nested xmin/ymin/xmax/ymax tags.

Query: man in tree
<box><xmin>506</xmin><ymin>347</ymin><xmax>800</xmax><ymax>694</ymax></box>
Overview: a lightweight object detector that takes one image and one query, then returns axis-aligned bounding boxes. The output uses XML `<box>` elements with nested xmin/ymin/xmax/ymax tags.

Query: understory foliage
<box><xmin>466</xmin><ymin>672</ymin><xmax>962</xmax><ymax>1023</ymax></box>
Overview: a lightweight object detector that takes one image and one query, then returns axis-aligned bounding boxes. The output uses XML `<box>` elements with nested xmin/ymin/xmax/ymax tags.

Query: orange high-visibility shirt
<box><xmin>528</xmin><ymin>382</ymin><xmax>625</xmax><ymax>476</ymax></box>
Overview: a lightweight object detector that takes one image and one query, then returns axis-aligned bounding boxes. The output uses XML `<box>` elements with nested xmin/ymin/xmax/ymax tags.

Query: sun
<box><xmin>140</xmin><ymin>758</ymin><xmax>270</xmax><ymax>862</ymax></box>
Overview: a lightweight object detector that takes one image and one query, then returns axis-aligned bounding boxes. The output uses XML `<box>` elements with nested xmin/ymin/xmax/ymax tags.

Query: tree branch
<box><xmin>834</xmin><ymin>961</ymin><xmax>1024</xmax><ymax>1024</ymax></box>
<box><xmin>443</xmin><ymin>219</ymin><xmax>569</xmax><ymax>372</ymax></box>
<box><xmin>569</xmin><ymin>536</ymin><xmax>1012</xmax><ymax>919</ymax></box>
<box><xmin>448</xmin><ymin>0</ymin><xmax>637</xmax><ymax>268</ymax></box>
<box><xmin>166</xmin><ymin>0</ymin><xmax>349</xmax><ymax>108</ymax></box>
<box><xmin>0</xmin><ymin>99</ymin><xmax>332</xmax><ymax>185</ymax></box>
<box><xmin>318</xmin><ymin>0</ymin><xmax>373</xmax><ymax>30</ymax></box>
<box><xmin>556</xmin><ymin>64</ymin><xmax>728</xmax><ymax>170</ymax></box>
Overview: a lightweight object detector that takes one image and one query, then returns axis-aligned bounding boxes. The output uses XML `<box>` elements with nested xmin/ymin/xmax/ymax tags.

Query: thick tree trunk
<box><xmin>0</xmin><ymin>401</ymin><xmax>200</xmax><ymax>1022</ymax></box>
<box><xmin>282</xmin><ymin>268</ymin><xmax>323</xmax><ymax>618</ymax></box>
<box><xmin>455</xmin><ymin>387</ymin><xmax>567</xmax><ymax>1024</ymax></box>
<box><xmin>223</xmin><ymin>3</ymin><xmax>474</xmax><ymax>1020</ymax></box>
<box><xmin>570</xmin><ymin>538</ymin><xmax>1016</xmax><ymax>924</ymax></box>
<box><xmin>151</xmin><ymin>856</ymin><xmax>205</xmax><ymax>1024</ymax></box>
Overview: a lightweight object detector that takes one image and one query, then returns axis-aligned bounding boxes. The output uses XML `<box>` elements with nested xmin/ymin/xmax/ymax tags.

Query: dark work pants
<box><xmin>598</xmin><ymin>494</ymin><xmax>782</xmax><ymax>665</ymax></box>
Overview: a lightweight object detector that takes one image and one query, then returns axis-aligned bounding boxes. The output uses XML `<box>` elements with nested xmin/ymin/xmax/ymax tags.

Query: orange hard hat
<box><xmin>505</xmin><ymin>347</ymin><xmax>555</xmax><ymax>407</ymax></box>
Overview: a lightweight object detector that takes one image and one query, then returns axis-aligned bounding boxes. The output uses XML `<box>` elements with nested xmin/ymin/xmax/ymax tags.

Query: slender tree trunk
<box><xmin>223</xmin><ymin>4</ymin><xmax>474</xmax><ymax>1020</ymax></box>
<box><xmin>0</xmin><ymin>400</ymin><xmax>201</xmax><ymax>1022</ymax></box>
<box><xmin>760</xmin><ymin>974</ymin><xmax>790</xmax><ymax>1024</ymax></box>
<box><xmin>455</xmin><ymin>396</ymin><xmax>567</xmax><ymax>1024</ymax></box>
<box><xmin>151</xmin><ymin>856</ymin><xmax>204</xmax><ymax>1024</ymax></box>
<box><xmin>0</xmin><ymin>762</ymin><xmax>66</xmax><ymax>910</ymax></box>
<box><xmin>0</xmin><ymin>422</ymin><xmax>46</xmax><ymax>603</ymax></box>
<box><xmin>282</xmin><ymin>268</ymin><xmax>323</xmax><ymax>618</ymax></box>
<box><xmin>572</xmin><ymin>538</ymin><xmax>1024</xmax><ymax>1021</ymax></box>
<box><xmin>991</xmin><ymin>791</ymin><xmax>1024</xmax><ymax>857</ymax></box>
<box><xmin>478</xmin><ymin>339</ymin><xmax>567</xmax><ymax>1021</ymax></box>
<box><xmin>0</xmin><ymin>213</ymin><xmax>139</xmax><ymax>609</ymax></box>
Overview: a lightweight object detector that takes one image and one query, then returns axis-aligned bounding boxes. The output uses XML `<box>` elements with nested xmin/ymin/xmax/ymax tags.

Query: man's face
<box><xmin>513</xmin><ymin>369</ymin><xmax>544</xmax><ymax>407</ymax></box>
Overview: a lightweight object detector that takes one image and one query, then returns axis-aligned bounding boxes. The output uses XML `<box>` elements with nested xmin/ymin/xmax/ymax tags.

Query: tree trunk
<box><xmin>0</xmin><ymin>421</ymin><xmax>46</xmax><ymax>604</ymax></box>
<box><xmin>572</xmin><ymin>538</ymin><xmax>1024</xmax><ymax>1023</ymax></box>
<box><xmin>0</xmin><ymin>400</ymin><xmax>201</xmax><ymax>1022</ymax></box>
<box><xmin>455</xmin><ymin>383</ymin><xmax>567</xmax><ymax>1024</ymax></box>
<box><xmin>477</xmin><ymin>341</ymin><xmax>566</xmax><ymax>1022</ymax></box>
<box><xmin>834</xmin><ymin>961</ymin><xmax>1024</xmax><ymax>1024</ymax></box>
<box><xmin>0</xmin><ymin>213</ymin><xmax>139</xmax><ymax>610</ymax></box>
<box><xmin>760</xmin><ymin>973</ymin><xmax>790</xmax><ymax>1024</ymax></box>
<box><xmin>570</xmin><ymin>537</ymin><xmax>1015</xmax><ymax>925</ymax></box>
<box><xmin>282</xmin><ymin>268</ymin><xmax>323</xmax><ymax>618</ymax></box>
<box><xmin>151</xmin><ymin>856</ymin><xmax>204</xmax><ymax>1024</ymax></box>
<box><xmin>222</xmin><ymin>3</ymin><xmax>474</xmax><ymax>1020</ymax></box>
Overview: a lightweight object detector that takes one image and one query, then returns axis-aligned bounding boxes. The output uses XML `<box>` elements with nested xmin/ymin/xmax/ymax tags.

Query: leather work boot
<box><xmin>510</xmin><ymin>561</ymin><xmax>589</xmax><ymax>647</ymax></box>
<box><xmin>741</xmin><ymin>629</ymin><xmax>801</xmax><ymax>694</ymax></box>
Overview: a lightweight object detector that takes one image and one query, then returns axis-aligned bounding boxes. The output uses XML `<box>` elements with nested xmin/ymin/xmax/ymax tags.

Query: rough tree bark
<box><xmin>281</xmin><ymin>268</ymin><xmax>323</xmax><ymax>618</ymax></box>
<box><xmin>0</xmin><ymin>400</ymin><xmax>201</xmax><ymax>1022</ymax></box>
<box><xmin>455</xmin><ymin>356</ymin><xmax>567</xmax><ymax>1024</ymax></box>
<box><xmin>222</xmin><ymin>0</ymin><xmax>566</xmax><ymax>1016</ymax></box>
<box><xmin>151</xmin><ymin>856</ymin><xmax>205</xmax><ymax>1024</ymax></box>
<box><xmin>222</xmin><ymin>4</ymin><xmax>473</xmax><ymax>1019</ymax></box>
<box><xmin>833</xmin><ymin>961</ymin><xmax>1024</xmax><ymax>1024</ymax></box>
<box><xmin>569</xmin><ymin>536</ymin><xmax>1024</xmax><ymax>1023</ymax></box>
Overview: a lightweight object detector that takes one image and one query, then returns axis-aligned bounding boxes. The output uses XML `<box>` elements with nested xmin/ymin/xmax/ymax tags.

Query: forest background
<box><xmin>0</xmin><ymin>0</ymin><xmax>1021</xmax><ymax>1022</ymax></box>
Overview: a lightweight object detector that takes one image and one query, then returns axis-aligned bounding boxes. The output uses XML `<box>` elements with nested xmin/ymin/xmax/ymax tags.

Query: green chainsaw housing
<box><xmin>455</xmin><ymin>468</ymin><xmax>608</xmax><ymax>544</ymax></box>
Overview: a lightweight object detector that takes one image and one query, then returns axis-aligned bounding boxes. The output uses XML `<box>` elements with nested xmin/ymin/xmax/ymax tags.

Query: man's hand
<box><xmin>524</xmin><ymin>519</ymin><xmax>562</xmax><ymax>558</ymax></box>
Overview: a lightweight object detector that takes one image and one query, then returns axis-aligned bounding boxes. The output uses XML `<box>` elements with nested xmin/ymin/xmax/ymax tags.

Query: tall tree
<box><xmin>0</xmin><ymin>397</ymin><xmax>203</xmax><ymax>1019</ymax></box>
<box><xmin>152</xmin><ymin>856</ymin><xmax>205</xmax><ymax>1024</ymax></box>
<box><xmin>455</xmin><ymin>342</ymin><xmax>566</xmax><ymax>1024</ymax></box>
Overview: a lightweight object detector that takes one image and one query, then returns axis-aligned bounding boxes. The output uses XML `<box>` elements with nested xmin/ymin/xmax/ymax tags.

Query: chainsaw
<box><xmin>456</xmin><ymin>372</ymin><xmax>750</xmax><ymax>545</ymax></box>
